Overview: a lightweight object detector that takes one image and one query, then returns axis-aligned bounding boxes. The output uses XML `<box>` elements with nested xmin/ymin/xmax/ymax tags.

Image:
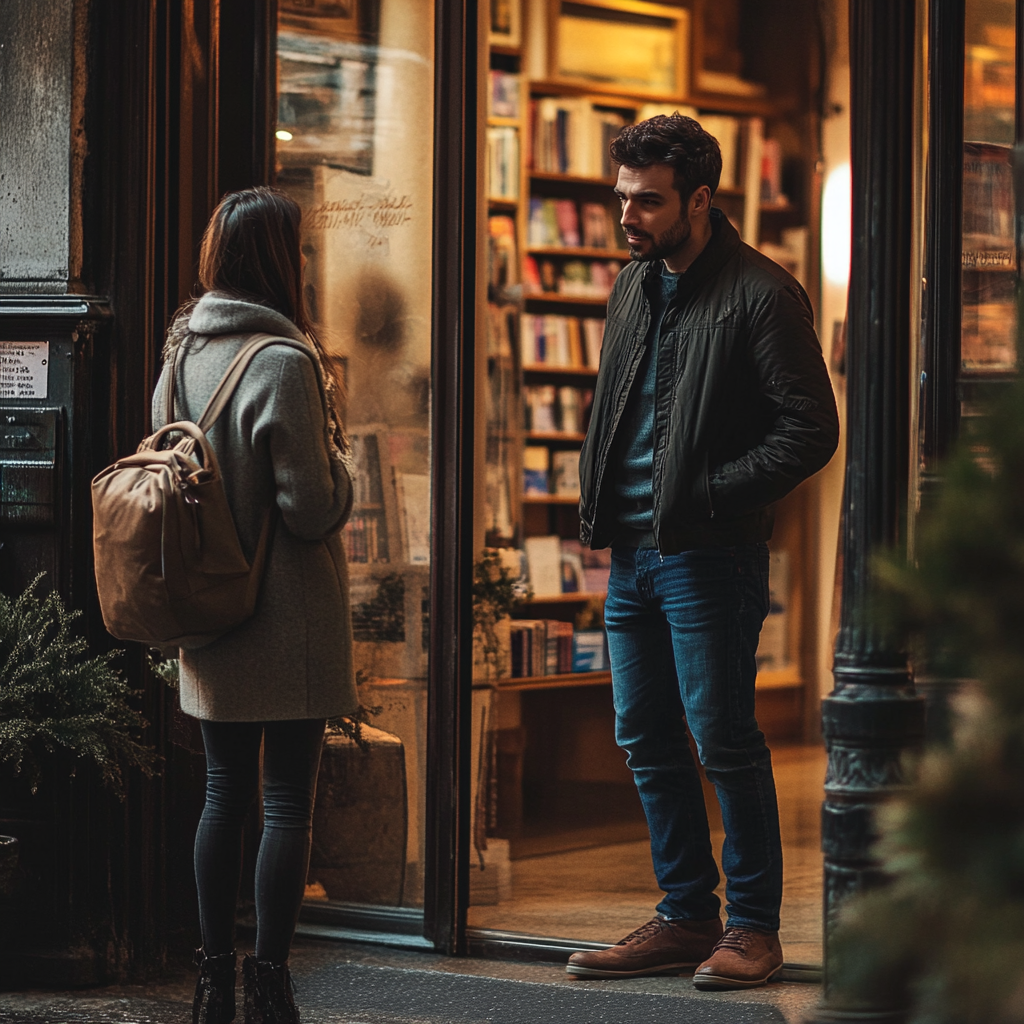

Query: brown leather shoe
<box><xmin>566</xmin><ymin>916</ymin><xmax>724</xmax><ymax>978</ymax></box>
<box><xmin>692</xmin><ymin>927</ymin><xmax>784</xmax><ymax>989</ymax></box>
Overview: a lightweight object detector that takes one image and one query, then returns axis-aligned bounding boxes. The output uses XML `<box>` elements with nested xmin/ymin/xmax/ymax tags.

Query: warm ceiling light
<box><xmin>275</xmin><ymin>129</ymin><xmax>294</xmax><ymax>142</ymax></box>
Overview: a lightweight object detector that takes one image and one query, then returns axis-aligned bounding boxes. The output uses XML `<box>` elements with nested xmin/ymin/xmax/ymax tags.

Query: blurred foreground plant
<box><xmin>831</xmin><ymin>381</ymin><xmax>1024</xmax><ymax>1022</ymax></box>
<box><xmin>0</xmin><ymin>575</ymin><xmax>156</xmax><ymax>798</ymax></box>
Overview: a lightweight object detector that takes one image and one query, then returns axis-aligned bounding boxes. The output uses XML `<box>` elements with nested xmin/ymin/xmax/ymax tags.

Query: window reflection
<box><xmin>276</xmin><ymin>0</ymin><xmax>434</xmax><ymax>909</ymax></box>
<box><xmin>962</xmin><ymin>0</ymin><xmax>1016</xmax><ymax>372</ymax></box>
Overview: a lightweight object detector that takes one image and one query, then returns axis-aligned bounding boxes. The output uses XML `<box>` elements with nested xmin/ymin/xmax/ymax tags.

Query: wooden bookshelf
<box><xmin>495</xmin><ymin>667</ymin><xmax>802</xmax><ymax>693</ymax></box>
<box><xmin>526</xmin><ymin>430</ymin><xmax>587</xmax><ymax>443</ymax></box>
<box><xmin>522</xmin><ymin>364</ymin><xmax>599</xmax><ymax>377</ymax></box>
<box><xmin>497</xmin><ymin>670</ymin><xmax>612</xmax><ymax>692</ymax></box>
<box><xmin>525</xmin><ymin>591</ymin><xmax>605</xmax><ymax>604</ymax></box>
<box><xmin>530</xmin><ymin>170</ymin><xmax>617</xmax><ymax>187</ymax></box>
<box><xmin>523</xmin><ymin>493</ymin><xmax>581</xmax><ymax>504</ymax></box>
<box><xmin>523</xmin><ymin>294</ymin><xmax>610</xmax><ymax>307</ymax></box>
<box><xmin>527</xmin><ymin>245</ymin><xmax>629</xmax><ymax>258</ymax></box>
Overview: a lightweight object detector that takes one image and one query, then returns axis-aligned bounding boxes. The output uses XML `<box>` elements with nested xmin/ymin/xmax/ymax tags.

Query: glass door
<box><xmin>273</xmin><ymin>0</ymin><xmax>436</xmax><ymax>925</ymax></box>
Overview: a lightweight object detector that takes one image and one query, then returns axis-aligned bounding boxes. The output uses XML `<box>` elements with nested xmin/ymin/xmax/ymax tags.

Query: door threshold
<box><xmin>466</xmin><ymin>927</ymin><xmax>822</xmax><ymax>982</ymax></box>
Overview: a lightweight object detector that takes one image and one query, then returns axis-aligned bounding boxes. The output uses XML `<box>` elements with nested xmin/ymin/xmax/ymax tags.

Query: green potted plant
<box><xmin>0</xmin><ymin>575</ymin><xmax>156</xmax><ymax>893</ymax></box>
<box><xmin>828</xmin><ymin>379</ymin><xmax>1024</xmax><ymax>1022</ymax></box>
<box><xmin>472</xmin><ymin>549</ymin><xmax>528</xmax><ymax>681</ymax></box>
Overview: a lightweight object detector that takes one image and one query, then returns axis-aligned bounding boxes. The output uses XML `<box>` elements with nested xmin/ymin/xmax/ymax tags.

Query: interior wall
<box><xmin>815</xmin><ymin>0</ymin><xmax>851</xmax><ymax>708</ymax></box>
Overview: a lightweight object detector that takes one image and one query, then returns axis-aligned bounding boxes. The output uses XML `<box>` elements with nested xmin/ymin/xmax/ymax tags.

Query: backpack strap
<box><xmin>163</xmin><ymin>338</ymin><xmax>187</xmax><ymax>423</ymax></box>
<box><xmin>196</xmin><ymin>332</ymin><xmax>312</xmax><ymax>432</ymax></box>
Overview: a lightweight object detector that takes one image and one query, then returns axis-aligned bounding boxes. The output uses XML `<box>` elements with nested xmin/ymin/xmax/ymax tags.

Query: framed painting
<box><xmin>490</xmin><ymin>0</ymin><xmax>522</xmax><ymax>48</ymax></box>
<box><xmin>549</xmin><ymin>0</ymin><xmax>689</xmax><ymax>99</ymax></box>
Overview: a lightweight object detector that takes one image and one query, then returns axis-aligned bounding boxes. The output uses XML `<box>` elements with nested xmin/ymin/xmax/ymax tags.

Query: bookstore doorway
<box><xmin>467</xmin><ymin>0</ymin><xmax>845</xmax><ymax>967</ymax></box>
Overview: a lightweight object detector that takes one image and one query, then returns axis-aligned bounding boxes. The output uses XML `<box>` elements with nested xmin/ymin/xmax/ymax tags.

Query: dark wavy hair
<box><xmin>186</xmin><ymin>186</ymin><xmax>345</xmax><ymax>426</ymax></box>
<box><xmin>609</xmin><ymin>114</ymin><xmax>723</xmax><ymax>200</ymax></box>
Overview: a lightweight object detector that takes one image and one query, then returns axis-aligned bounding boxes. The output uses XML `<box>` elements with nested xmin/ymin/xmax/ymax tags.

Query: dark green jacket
<box><xmin>579</xmin><ymin>209</ymin><xmax>839</xmax><ymax>552</ymax></box>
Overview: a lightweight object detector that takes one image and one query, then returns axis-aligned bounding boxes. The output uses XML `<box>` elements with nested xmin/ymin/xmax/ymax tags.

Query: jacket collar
<box><xmin>639</xmin><ymin>207</ymin><xmax>741</xmax><ymax>296</ymax></box>
<box><xmin>188</xmin><ymin>291</ymin><xmax>306</xmax><ymax>342</ymax></box>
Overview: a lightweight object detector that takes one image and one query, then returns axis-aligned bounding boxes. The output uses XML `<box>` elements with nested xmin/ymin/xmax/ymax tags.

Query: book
<box><xmin>572</xmin><ymin>629</ymin><xmax>609</xmax><ymax>672</ymax></box>
<box><xmin>394</xmin><ymin>472</ymin><xmax>431</xmax><ymax>564</ymax></box>
<box><xmin>560</xmin><ymin>550</ymin><xmax>584</xmax><ymax>593</ymax></box>
<box><xmin>581</xmin><ymin>202</ymin><xmax>612</xmax><ymax>249</ymax></box>
<box><xmin>523</xmin><ymin>384</ymin><xmax>557</xmax><ymax>432</ymax></box>
<box><xmin>551</xmin><ymin>450</ymin><xmax>581</xmax><ymax>497</ymax></box>
<box><xmin>760</xmin><ymin>138</ymin><xmax>783</xmax><ymax>203</ymax></box>
<box><xmin>488</xmin><ymin>215</ymin><xmax>518</xmax><ymax>290</ymax></box>
<box><xmin>582</xmin><ymin>318</ymin><xmax>605</xmax><ymax>367</ymax></box>
<box><xmin>489</xmin><ymin>70</ymin><xmax>520</xmax><ymax>119</ymax></box>
<box><xmin>699</xmin><ymin>115</ymin><xmax>740</xmax><ymax>191</ymax></box>
<box><xmin>524</xmin><ymin>535</ymin><xmax>563</xmax><ymax>597</ymax></box>
<box><xmin>523</xmin><ymin>446</ymin><xmax>550</xmax><ymax>495</ymax></box>
<box><xmin>486</xmin><ymin>126</ymin><xmax>519</xmax><ymax>200</ymax></box>
<box><xmin>554</xmin><ymin>199</ymin><xmax>581</xmax><ymax>247</ymax></box>
<box><xmin>757</xmin><ymin>549</ymin><xmax>790</xmax><ymax>668</ymax></box>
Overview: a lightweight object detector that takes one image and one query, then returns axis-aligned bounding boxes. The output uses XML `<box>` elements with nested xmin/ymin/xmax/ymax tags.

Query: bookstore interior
<box><xmin>271</xmin><ymin>0</ymin><xmax>1017</xmax><ymax>963</ymax></box>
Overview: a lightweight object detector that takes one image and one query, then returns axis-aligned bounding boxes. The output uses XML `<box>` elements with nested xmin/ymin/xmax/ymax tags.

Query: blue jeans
<box><xmin>605</xmin><ymin>544</ymin><xmax>782</xmax><ymax>932</ymax></box>
<box><xmin>195</xmin><ymin>718</ymin><xmax>326</xmax><ymax>963</ymax></box>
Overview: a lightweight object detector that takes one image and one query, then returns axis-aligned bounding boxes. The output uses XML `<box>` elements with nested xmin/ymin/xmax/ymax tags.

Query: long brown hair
<box><xmin>194</xmin><ymin>186</ymin><xmax>346</xmax><ymax>440</ymax></box>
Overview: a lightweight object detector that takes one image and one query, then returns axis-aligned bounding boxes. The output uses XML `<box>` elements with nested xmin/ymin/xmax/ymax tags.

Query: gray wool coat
<box><xmin>152</xmin><ymin>292</ymin><xmax>357</xmax><ymax>722</ymax></box>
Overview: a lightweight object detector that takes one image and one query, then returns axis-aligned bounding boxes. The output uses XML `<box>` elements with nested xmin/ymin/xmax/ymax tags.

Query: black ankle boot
<box><xmin>242</xmin><ymin>954</ymin><xmax>299</xmax><ymax>1024</ymax></box>
<box><xmin>192</xmin><ymin>948</ymin><xmax>237</xmax><ymax>1024</ymax></box>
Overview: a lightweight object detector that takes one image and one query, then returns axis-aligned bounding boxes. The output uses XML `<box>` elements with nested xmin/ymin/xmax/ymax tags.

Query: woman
<box><xmin>153</xmin><ymin>187</ymin><xmax>355</xmax><ymax>1024</ymax></box>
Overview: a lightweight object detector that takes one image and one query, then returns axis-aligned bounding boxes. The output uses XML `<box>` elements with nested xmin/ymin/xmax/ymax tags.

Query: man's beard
<box><xmin>627</xmin><ymin>215</ymin><xmax>692</xmax><ymax>263</ymax></box>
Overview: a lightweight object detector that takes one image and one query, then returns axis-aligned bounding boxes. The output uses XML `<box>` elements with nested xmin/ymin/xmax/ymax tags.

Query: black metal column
<box><xmin>811</xmin><ymin>1</ymin><xmax>926</xmax><ymax>1020</ymax></box>
<box><xmin>914</xmin><ymin>0</ymin><xmax>966</xmax><ymax>743</ymax></box>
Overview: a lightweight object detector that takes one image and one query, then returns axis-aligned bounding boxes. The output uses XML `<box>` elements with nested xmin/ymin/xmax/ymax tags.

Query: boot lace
<box><xmin>618</xmin><ymin>917</ymin><xmax>669</xmax><ymax>946</ymax></box>
<box><xmin>714</xmin><ymin>928</ymin><xmax>756</xmax><ymax>954</ymax></box>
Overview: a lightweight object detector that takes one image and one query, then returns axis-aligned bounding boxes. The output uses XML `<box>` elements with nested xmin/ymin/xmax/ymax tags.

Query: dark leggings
<box><xmin>196</xmin><ymin>718</ymin><xmax>326</xmax><ymax>964</ymax></box>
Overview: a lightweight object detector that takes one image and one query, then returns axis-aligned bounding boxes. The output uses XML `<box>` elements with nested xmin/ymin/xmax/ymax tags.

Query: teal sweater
<box><xmin>612</xmin><ymin>265</ymin><xmax>681</xmax><ymax>531</ymax></box>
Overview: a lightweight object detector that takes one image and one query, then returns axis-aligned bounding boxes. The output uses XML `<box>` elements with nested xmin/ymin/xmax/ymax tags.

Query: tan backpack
<box><xmin>91</xmin><ymin>333</ymin><xmax>308</xmax><ymax>650</ymax></box>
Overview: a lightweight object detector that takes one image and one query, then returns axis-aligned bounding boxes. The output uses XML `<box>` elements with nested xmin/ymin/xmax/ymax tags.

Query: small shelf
<box><xmin>522</xmin><ymin>364</ymin><xmax>599</xmax><ymax>377</ymax></box>
<box><xmin>487</xmin><ymin>116</ymin><xmax>521</xmax><ymax>128</ymax></box>
<box><xmin>527</xmin><ymin>246</ymin><xmax>629</xmax><ymax>259</ymax></box>
<box><xmin>524</xmin><ymin>591</ymin><xmax>605</xmax><ymax>604</ymax></box>
<box><xmin>530</xmin><ymin>170</ymin><xmax>617</xmax><ymax>187</ymax></box>
<box><xmin>498</xmin><ymin>670</ymin><xmax>612</xmax><ymax>691</ymax></box>
<box><xmin>490</xmin><ymin>43</ymin><xmax>522</xmax><ymax>57</ymax></box>
<box><xmin>755</xmin><ymin>665</ymin><xmax>802</xmax><ymax>690</ymax></box>
<box><xmin>526</xmin><ymin>430</ymin><xmax>587</xmax><ymax>442</ymax></box>
<box><xmin>529</xmin><ymin>79</ymin><xmax>786</xmax><ymax>117</ymax></box>
<box><xmin>524</xmin><ymin>293</ymin><xmax>610</xmax><ymax>307</ymax></box>
<box><xmin>523</xmin><ymin>493</ymin><xmax>580</xmax><ymax>504</ymax></box>
<box><xmin>488</xmin><ymin>197</ymin><xmax>519</xmax><ymax>210</ymax></box>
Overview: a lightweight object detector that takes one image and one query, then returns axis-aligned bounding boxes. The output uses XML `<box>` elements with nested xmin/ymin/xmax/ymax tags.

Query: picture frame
<box><xmin>489</xmin><ymin>0</ymin><xmax>523</xmax><ymax>49</ymax></box>
<box><xmin>549</xmin><ymin>0</ymin><xmax>690</xmax><ymax>100</ymax></box>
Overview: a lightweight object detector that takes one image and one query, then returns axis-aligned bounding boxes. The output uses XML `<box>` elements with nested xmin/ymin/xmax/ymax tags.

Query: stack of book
<box><xmin>562</xmin><ymin>539</ymin><xmax>611</xmax><ymax>594</ymax></box>
<box><xmin>530</xmin><ymin>97</ymin><xmax>628</xmax><ymax>178</ymax></box>
<box><xmin>486</xmin><ymin>126</ymin><xmax>519</xmax><ymax>200</ymax></box>
<box><xmin>527</xmin><ymin>198</ymin><xmax>624</xmax><ymax>250</ymax></box>
<box><xmin>523</xmin><ymin>385</ymin><xmax>593</xmax><ymax>434</ymax></box>
<box><xmin>508</xmin><ymin>619</ymin><xmax>609</xmax><ymax>677</ymax></box>
<box><xmin>523</xmin><ymin>256</ymin><xmax>621</xmax><ymax>298</ymax></box>
<box><xmin>520</xmin><ymin>315</ymin><xmax>604</xmax><ymax>367</ymax></box>
<box><xmin>342</xmin><ymin>513</ymin><xmax>389</xmax><ymax>564</ymax></box>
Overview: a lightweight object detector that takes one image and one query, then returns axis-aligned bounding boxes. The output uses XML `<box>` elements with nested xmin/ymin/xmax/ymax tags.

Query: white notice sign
<box><xmin>0</xmin><ymin>341</ymin><xmax>49</xmax><ymax>399</ymax></box>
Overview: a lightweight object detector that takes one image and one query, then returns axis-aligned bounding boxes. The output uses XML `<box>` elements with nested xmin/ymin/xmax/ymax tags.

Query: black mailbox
<box><xmin>0</xmin><ymin>408</ymin><xmax>61</xmax><ymax>526</ymax></box>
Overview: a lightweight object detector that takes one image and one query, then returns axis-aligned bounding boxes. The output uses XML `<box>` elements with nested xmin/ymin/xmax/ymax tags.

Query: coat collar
<box><xmin>188</xmin><ymin>291</ymin><xmax>306</xmax><ymax>343</ymax></box>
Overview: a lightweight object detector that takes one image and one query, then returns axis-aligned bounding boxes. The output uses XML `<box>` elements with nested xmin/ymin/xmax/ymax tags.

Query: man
<box><xmin>567</xmin><ymin>115</ymin><xmax>839</xmax><ymax>990</ymax></box>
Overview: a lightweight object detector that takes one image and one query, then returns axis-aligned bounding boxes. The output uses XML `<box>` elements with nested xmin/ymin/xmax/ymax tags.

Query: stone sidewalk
<box><xmin>0</xmin><ymin>939</ymin><xmax>820</xmax><ymax>1023</ymax></box>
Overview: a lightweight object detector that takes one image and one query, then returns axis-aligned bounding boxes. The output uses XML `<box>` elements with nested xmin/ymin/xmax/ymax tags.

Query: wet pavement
<box><xmin>0</xmin><ymin>938</ymin><xmax>820</xmax><ymax>1023</ymax></box>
